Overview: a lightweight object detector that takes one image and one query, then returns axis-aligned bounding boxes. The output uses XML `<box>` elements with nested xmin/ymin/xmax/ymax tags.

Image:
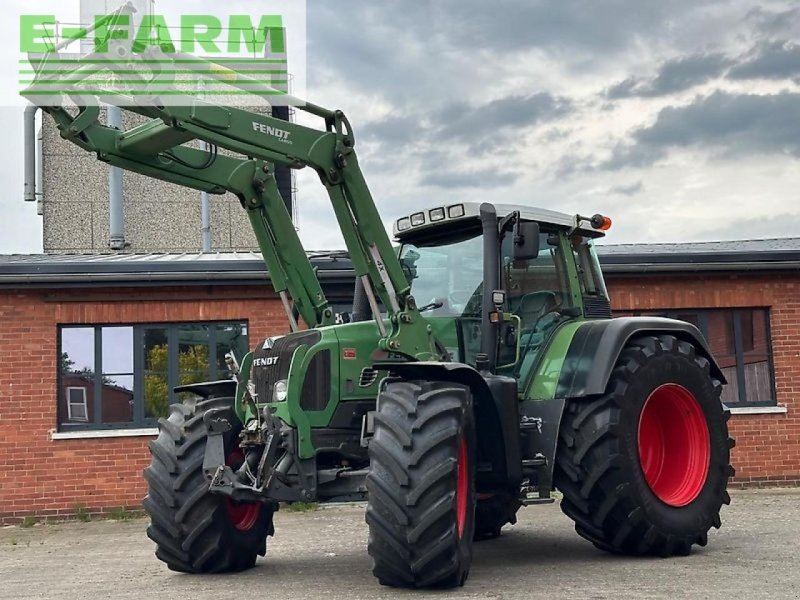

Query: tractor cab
<box><xmin>394</xmin><ymin>202</ymin><xmax>612</xmax><ymax>387</ymax></box>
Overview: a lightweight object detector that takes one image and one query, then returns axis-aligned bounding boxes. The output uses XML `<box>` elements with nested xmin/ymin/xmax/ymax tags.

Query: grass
<box><xmin>74</xmin><ymin>505</ymin><xmax>91</xmax><ymax>523</ymax></box>
<box><xmin>108</xmin><ymin>506</ymin><xmax>133</xmax><ymax>521</ymax></box>
<box><xmin>284</xmin><ymin>502</ymin><xmax>318</xmax><ymax>513</ymax></box>
<box><xmin>19</xmin><ymin>516</ymin><xmax>37</xmax><ymax>528</ymax></box>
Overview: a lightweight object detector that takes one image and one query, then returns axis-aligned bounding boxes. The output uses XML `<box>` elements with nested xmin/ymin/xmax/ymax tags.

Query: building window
<box><xmin>66</xmin><ymin>387</ymin><xmax>88</xmax><ymax>422</ymax></box>
<box><xmin>58</xmin><ymin>322</ymin><xmax>248</xmax><ymax>431</ymax></box>
<box><xmin>615</xmin><ymin>308</ymin><xmax>776</xmax><ymax>407</ymax></box>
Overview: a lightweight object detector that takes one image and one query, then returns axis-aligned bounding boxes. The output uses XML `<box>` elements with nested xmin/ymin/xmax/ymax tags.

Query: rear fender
<box><xmin>556</xmin><ymin>317</ymin><xmax>725</xmax><ymax>398</ymax></box>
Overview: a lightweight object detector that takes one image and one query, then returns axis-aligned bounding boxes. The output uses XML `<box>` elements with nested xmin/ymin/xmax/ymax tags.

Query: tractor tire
<box><xmin>366</xmin><ymin>380</ymin><xmax>476</xmax><ymax>588</ymax></box>
<box><xmin>473</xmin><ymin>493</ymin><xmax>521</xmax><ymax>541</ymax></box>
<box><xmin>143</xmin><ymin>396</ymin><xmax>274</xmax><ymax>573</ymax></box>
<box><xmin>555</xmin><ymin>335</ymin><xmax>734</xmax><ymax>557</ymax></box>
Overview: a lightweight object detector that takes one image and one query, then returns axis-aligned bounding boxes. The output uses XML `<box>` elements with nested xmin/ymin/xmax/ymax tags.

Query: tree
<box><xmin>144</xmin><ymin>344</ymin><xmax>210</xmax><ymax>418</ymax></box>
<box><xmin>60</xmin><ymin>352</ymin><xmax>75</xmax><ymax>373</ymax></box>
<box><xmin>60</xmin><ymin>351</ymin><xmax>112</xmax><ymax>384</ymax></box>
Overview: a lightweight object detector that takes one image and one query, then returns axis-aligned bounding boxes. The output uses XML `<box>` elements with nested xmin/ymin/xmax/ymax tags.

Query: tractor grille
<box><xmin>300</xmin><ymin>350</ymin><xmax>331</xmax><ymax>411</ymax></box>
<box><xmin>251</xmin><ymin>330</ymin><xmax>321</xmax><ymax>403</ymax></box>
<box><xmin>583</xmin><ymin>296</ymin><xmax>612</xmax><ymax>319</ymax></box>
<box><xmin>359</xmin><ymin>367</ymin><xmax>379</xmax><ymax>388</ymax></box>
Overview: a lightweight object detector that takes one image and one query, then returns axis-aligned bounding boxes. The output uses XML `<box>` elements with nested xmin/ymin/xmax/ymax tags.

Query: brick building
<box><xmin>0</xmin><ymin>241</ymin><xmax>797</xmax><ymax>522</ymax></box>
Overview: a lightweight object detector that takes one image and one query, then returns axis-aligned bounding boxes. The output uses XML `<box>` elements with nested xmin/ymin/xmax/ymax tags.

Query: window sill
<box><xmin>50</xmin><ymin>428</ymin><xmax>159</xmax><ymax>440</ymax></box>
<box><xmin>727</xmin><ymin>405</ymin><xmax>787</xmax><ymax>416</ymax></box>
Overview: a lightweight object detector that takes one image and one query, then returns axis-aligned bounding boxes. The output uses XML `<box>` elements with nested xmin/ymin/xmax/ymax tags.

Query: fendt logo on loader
<box><xmin>252</xmin><ymin>121</ymin><xmax>292</xmax><ymax>143</ymax></box>
<box><xmin>252</xmin><ymin>356</ymin><xmax>279</xmax><ymax>367</ymax></box>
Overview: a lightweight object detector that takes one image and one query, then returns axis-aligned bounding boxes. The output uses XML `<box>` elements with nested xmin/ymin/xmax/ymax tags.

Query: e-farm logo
<box><xmin>18</xmin><ymin>1</ymin><xmax>304</xmax><ymax>107</ymax></box>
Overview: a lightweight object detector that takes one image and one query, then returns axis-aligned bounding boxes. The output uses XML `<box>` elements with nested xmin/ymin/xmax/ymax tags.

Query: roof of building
<box><xmin>597</xmin><ymin>237</ymin><xmax>800</xmax><ymax>273</ymax></box>
<box><xmin>0</xmin><ymin>237</ymin><xmax>799</xmax><ymax>286</ymax></box>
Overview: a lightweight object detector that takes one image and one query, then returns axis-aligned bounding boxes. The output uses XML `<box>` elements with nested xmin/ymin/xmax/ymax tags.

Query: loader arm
<box><xmin>34</xmin><ymin>82</ymin><xmax>438</xmax><ymax>359</ymax></box>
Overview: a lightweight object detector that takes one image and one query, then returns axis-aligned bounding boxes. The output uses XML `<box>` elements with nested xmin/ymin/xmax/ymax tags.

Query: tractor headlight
<box><xmin>448</xmin><ymin>204</ymin><xmax>465</xmax><ymax>218</ymax></box>
<box><xmin>273</xmin><ymin>379</ymin><xmax>288</xmax><ymax>402</ymax></box>
<box><xmin>429</xmin><ymin>207</ymin><xmax>446</xmax><ymax>222</ymax></box>
<box><xmin>410</xmin><ymin>212</ymin><xmax>425</xmax><ymax>226</ymax></box>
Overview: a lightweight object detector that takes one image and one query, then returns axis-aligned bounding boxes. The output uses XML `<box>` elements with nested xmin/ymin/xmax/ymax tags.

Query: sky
<box><xmin>2</xmin><ymin>0</ymin><xmax>800</xmax><ymax>253</ymax></box>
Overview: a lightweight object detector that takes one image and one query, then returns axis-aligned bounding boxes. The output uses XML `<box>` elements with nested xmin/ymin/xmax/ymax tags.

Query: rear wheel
<box><xmin>143</xmin><ymin>396</ymin><xmax>274</xmax><ymax>573</ymax></box>
<box><xmin>366</xmin><ymin>380</ymin><xmax>476</xmax><ymax>588</ymax></box>
<box><xmin>555</xmin><ymin>335</ymin><xmax>734</xmax><ymax>556</ymax></box>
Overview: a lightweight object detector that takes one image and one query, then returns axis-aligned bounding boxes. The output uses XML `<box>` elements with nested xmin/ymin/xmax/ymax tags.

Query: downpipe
<box><xmin>107</xmin><ymin>105</ymin><xmax>127</xmax><ymax>251</ymax></box>
<box><xmin>23</xmin><ymin>105</ymin><xmax>38</xmax><ymax>203</ymax></box>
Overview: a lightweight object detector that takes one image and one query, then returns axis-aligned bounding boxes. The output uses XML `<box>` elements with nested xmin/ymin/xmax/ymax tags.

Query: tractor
<box><xmin>31</xmin><ymin>52</ymin><xmax>733</xmax><ymax>589</ymax></box>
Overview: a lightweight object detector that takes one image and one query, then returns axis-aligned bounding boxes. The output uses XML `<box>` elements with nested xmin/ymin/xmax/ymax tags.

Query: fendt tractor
<box><xmin>32</xmin><ymin>51</ymin><xmax>733</xmax><ymax>590</ymax></box>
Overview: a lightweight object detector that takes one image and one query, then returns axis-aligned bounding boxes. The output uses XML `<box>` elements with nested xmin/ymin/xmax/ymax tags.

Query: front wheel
<box><xmin>555</xmin><ymin>335</ymin><xmax>735</xmax><ymax>556</ymax></box>
<box><xmin>143</xmin><ymin>396</ymin><xmax>274</xmax><ymax>573</ymax></box>
<box><xmin>366</xmin><ymin>380</ymin><xmax>476</xmax><ymax>588</ymax></box>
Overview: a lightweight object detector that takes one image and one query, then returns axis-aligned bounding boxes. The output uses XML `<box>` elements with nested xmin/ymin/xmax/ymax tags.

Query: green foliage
<box><xmin>143</xmin><ymin>344</ymin><xmax>210</xmax><ymax>419</ymax></box>
<box><xmin>74</xmin><ymin>505</ymin><xmax>91</xmax><ymax>522</ymax></box>
<box><xmin>108</xmin><ymin>506</ymin><xmax>131</xmax><ymax>521</ymax></box>
<box><xmin>19</xmin><ymin>516</ymin><xmax>37</xmax><ymax>528</ymax></box>
<box><xmin>60</xmin><ymin>352</ymin><xmax>75</xmax><ymax>373</ymax></box>
<box><xmin>284</xmin><ymin>502</ymin><xmax>318</xmax><ymax>513</ymax></box>
<box><xmin>60</xmin><ymin>351</ymin><xmax>112</xmax><ymax>384</ymax></box>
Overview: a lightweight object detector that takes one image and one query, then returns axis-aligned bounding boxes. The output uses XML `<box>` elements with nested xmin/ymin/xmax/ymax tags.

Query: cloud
<box><xmin>607</xmin><ymin>53</ymin><xmax>733</xmax><ymax>98</ymax></box>
<box><xmin>695</xmin><ymin>212</ymin><xmax>800</xmax><ymax>241</ymax></box>
<box><xmin>420</xmin><ymin>167</ymin><xmax>521</xmax><ymax>189</ymax></box>
<box><xmin>744</xmin><ymin>6</ymin><xmax>800</xmax><ymax>37</ymax></box>
<box><xmin>727</xmin><ymin>40</ymin><xmax>800</xmax><ymax>81</ymax></box>
<box><xmin>603</xmin><ymin>91</ymin><xmax>800</xmax><ymax>169</ymax></box>
<box><xmin>608</xmin><ymin>181</ymin><xmax>644</xmax><ymax>196</ymax></box>
<box><xmin>435</xmin><ymin>93</ymin><xmax>571</xmax><ymax>144</ymax></box>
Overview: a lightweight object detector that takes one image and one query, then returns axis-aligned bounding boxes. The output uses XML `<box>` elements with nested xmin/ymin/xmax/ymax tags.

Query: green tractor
<box><xmin>33</xmin><ymin>59</ymin><xmax>733</xmax><ymax>589</ymax></box>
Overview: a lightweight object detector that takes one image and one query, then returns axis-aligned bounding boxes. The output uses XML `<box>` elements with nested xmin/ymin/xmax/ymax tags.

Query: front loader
<box><xmin>30</xmin><ymin>54</ymin><xmax>734</xmax><ymax>589</ymax></box>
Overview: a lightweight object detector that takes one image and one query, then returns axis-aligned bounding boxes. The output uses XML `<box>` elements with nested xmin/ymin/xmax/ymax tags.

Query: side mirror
<box><xmin>512</xmin><ymin>222</ymin><xmax>540</xmax><ymax>261</ymax></box>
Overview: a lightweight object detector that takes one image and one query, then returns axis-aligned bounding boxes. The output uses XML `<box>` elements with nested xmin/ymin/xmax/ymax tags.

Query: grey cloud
<box><xmin>609</xmin><ymin>181</ymin><xmax>644</xmax><ymax>196</ymax></box>
<box><xmin>603</xmin><ymin>91</ymin><xmax>800</xmax><ymax>169</ymax></box>
<box><xmin>306</xmin><ymin>0</ymin><xmax>704</xmax><ymax>98</ymax></box>
<box><xmin>360</xmin><ymin>94</ymin><xmax>569</xmax><ymax>149</ymax></box>
<box><xmin>607</xmin><ymin>53</ymin><xmax>732</xmax><ymax>98</ymax></box>
<box><xmin>696</xmin><ymin>212</ymin><xmax>800</xmax><ymax>241</ymax></box>
<box><xmin>727</xmin><ymin>40</ymin><xmax>800</xmax><ymax>81</ymax></box>
<box><xmin>436</xmin><ymin>93</ymin><xmax>571</xmax><ymax>144</ymax></box>
<box><xmin>420</xmin><ymin>168</ymin><xmax>521</xmax><ymax>189</ymax></box>
<box><xmin>360</xmin><ymin>115</ymin><xmax>425</xmax><ymax>145</ymax></box>
<box><xmin>745</xmin><ymin>6</ymin><xmax>800</xmax><ymax>36</ymax></box>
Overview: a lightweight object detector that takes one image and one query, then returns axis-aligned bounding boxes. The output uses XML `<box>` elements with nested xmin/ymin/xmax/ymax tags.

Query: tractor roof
<box><xmin>393</xmin><ymin>202</ymin><xmax>605</xmax><ymax>241</ymax></box>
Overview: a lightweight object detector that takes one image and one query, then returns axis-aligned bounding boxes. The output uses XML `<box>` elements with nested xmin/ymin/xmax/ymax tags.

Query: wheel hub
<box><xmin>455</xmin><ymin>438</ymin><xmax>468</xmax><ymax>538</ymax></box>
<box><xmin>224</xmin><ymin>448</ymin><xmax>262</xmax><ymax>531</ymax></box>
<box><xmin>637</xmin><ymin>383</ymin><xmax>711</xmax><ymax>507</ymax></box>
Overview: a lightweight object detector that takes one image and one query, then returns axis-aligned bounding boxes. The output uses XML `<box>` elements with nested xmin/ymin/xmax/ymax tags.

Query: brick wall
<box><xmin>1</xmin><ymin>272</ymin><xmax>798</xmax><ymax>522</ymax></box>
<box><xmin>608</xmin><ymin>272</ymin><xmax>800</xmax><ymax>487</ymax></box>
<box><xmin>0</xmin><ymin>286</ymin><xmax>288</xmax><ymax>523</ymax></box>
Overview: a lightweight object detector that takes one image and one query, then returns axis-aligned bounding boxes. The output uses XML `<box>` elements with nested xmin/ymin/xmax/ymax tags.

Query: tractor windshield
<box><xmin>399</xmin><ymin>232</ymin><xmax>484</xmax><ymax>317</ymax></box>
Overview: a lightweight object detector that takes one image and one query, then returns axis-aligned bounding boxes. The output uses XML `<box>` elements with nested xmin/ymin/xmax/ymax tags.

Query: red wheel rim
<box><xmin>637</xmin><ymin>383</ymin><xmax>711</xmax><ymax>507</ymax></box>
<box><xmin>455</xmin><ymin>438</ymin><xmax>468</xmax><ymax>538</ymax></box>
<box><xmin>224</xmin><ymin>448</ymin><xmax>261</xmax><ymax>532</ymax></box>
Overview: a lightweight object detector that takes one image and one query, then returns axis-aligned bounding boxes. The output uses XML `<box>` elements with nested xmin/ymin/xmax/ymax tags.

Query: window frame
<box><xmin>617</xmin><ymin>307</ymin><xmax>777</xmax><ymax>408</ymax></box>
<box><xmin>57</xmin><ymin>321</ymin><xmax>249</xmax><ymax>432</ymax></box>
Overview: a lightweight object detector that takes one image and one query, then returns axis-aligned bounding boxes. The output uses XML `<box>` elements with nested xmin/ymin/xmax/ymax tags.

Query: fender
<box><xmin>374</xmin><ymin>361</ymin><xmax>523</xmax><ymax>491</ymax></box>
<box><xmin>174</xmin><ymin>379</ymin><xmax>237</xmax><ymax>399</ymax></box>
<box><xmin>556</xmin><ymin>316</ymin><xmax>726</xmax><ymax>398</ymax></box>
